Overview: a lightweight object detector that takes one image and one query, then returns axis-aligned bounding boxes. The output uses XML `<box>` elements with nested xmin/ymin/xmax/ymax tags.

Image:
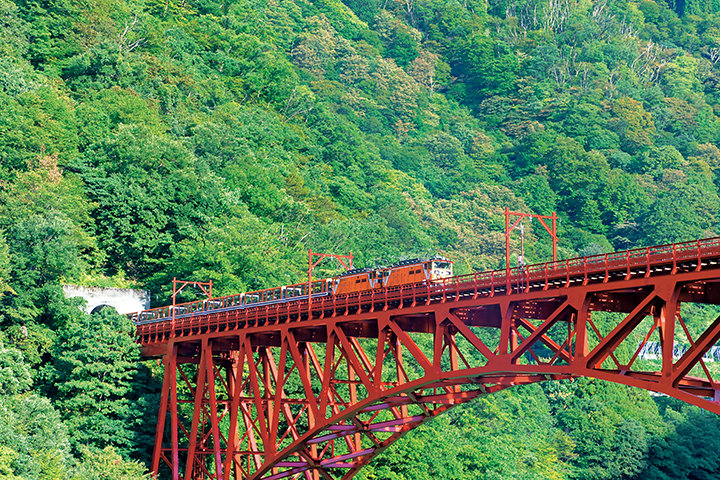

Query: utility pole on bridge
<box><xmin>505</xmin><ymin>207</ymin><xmax>558</xmax><ymax>290</ymax></box>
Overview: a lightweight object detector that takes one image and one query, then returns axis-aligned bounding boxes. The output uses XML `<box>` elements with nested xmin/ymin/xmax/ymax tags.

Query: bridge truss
<box><xmin>139</xmin><ymin>238</ymin><xmax>720</xmax><ymax>480</ymax></box>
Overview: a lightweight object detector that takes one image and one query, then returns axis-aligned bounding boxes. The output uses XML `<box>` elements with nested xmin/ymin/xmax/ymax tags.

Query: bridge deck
<box><xmin>137</xmin><ymin>237</ymin><xmax>720</xmax><ymax>354</ymax></box>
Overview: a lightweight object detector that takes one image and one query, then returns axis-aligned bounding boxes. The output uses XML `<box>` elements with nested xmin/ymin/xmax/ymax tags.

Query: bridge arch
<box><xmin>141</xmin><ymin>238</ymin><xmax>720</xmax><ymax>479</ymax></box>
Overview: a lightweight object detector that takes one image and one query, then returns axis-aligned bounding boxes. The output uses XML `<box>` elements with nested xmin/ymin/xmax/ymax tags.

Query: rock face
<box><xmin>62</xmin><ymin>285</ymin><xmax>151</xmax><ymax>315</ymax></box>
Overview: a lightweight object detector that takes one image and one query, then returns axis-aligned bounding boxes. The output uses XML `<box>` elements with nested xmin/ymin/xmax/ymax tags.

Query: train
<box><xmin>130</xmin><ymin>257</ymin><xmax>454</xmax><ymax>325</ymax></box>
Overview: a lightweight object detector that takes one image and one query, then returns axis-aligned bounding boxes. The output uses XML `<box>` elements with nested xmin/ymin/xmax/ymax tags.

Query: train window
<box><xmin>430</xmin><ymin>260</ymin><xmax>453</xmax><ymax>279</ymax></box>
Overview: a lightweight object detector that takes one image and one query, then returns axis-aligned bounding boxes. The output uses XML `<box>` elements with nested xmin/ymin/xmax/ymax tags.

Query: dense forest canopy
<box><xmin>2</xmin><ymin>0</ymin><xmax>720</xmax><ymax>477</ymax></box>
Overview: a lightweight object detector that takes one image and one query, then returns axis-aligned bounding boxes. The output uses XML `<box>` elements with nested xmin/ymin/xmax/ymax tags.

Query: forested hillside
<box><xmin>3</xmin><ymin>0</ymin><xmax>720</xmax><ymax>477</ymax></box>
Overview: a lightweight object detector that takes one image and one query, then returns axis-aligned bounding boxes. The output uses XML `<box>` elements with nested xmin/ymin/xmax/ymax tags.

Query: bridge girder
<box><xmin>142</xmin><ymin>239</ymin><xmax>720</xmax><ymax>480</ymax></box>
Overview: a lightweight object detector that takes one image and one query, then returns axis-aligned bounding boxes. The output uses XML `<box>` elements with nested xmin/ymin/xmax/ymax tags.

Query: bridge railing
<box><xmin>135</xmin><ymin>237</ymin><xmax>720</xmax><ymax>337</ymax></box>
<box><xmin>444</xmin><ymin>237</ymin><xmax>720</xmax><ymax>294</ymax></box>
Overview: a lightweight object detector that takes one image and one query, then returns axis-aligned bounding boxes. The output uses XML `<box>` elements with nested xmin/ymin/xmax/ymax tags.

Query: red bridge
<box><xmin>138</xmin><ymin>237</ymin><xmax>720</xmax><ymax>480</ymax></box>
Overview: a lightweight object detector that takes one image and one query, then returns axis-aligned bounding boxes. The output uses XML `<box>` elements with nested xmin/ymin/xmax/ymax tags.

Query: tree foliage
<box><xmin>49</xmin><ymin>309</ymin><xmax>143</xmax><ymax>456</ymax></box>
<box><xmin>1</xmin><ymin>0</ymin><xmax>720</xmax><ymax>476</ymax></box>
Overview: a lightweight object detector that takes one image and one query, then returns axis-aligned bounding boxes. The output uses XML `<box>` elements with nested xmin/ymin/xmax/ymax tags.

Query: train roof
<box><xmin>388</xmin><ymin>258</ymin><xmax>431</xmax><ymax>268</ymax></box>
<box><xmin>338</xmin><ymin>267</ymin><xmax>374</xmax><ymax>277</ymax></box>
<box><xmin>388</xmin><ymin>256</ymin><xmax>452</xmax><ymax>268</ymax></box>
<box><xmin>336</xmin><ymin>256</ymin><xmax>452</xmax><ymax>277</ymax></box>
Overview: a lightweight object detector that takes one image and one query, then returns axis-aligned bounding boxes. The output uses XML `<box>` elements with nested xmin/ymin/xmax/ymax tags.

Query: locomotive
<box><xmin>332</xmin><ymin>257</ymin><xmax>453</xmax><ymax>294</ymax></box>
<box><xmin>131</xmin><ymin>257</ymin><xmax>453</xmax><ymax>325</ymax></box>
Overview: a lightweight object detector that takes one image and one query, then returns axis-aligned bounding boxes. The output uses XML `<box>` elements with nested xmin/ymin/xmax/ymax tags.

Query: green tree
<box><xmin>374</xmin><ymin>11</ymin><xmax>419</xmax><ymax>67</ymax></box>
<box><xmin>50</xmin><ymin>309</ymin><xmax>142</xmax><ymax>457</ymax></box>
<box><xmin>0</xmin><ymin>236</ymin><xmax>11</xmax><ymax>298</ymax></box>
<box><xmin>451</xmin><ymin>34</ymin><xmax>518</xmax><ymax>105</ymax></box>
<box><xmin>641</xmin><ymin>401</ymin><xmax>720</xmax><ymax>478</ymax></box>
<box><xmin>6</xmin><ymin>212</ymin><xmax>82</xmax><ymax>289</ymax></box>
<box><xmin>0</xmin><ymin>395</ymin><xmax>72</xmax><ymax>479</ymax></box>
<box><xmin>0</xmin><ymin>445</ymin><xmax>23</xmax><ymax>480</ymax></box>
<box><xmin>71</xmin><ymin>446</ymin><xmax>149</xmax><ymax>480</ymax></box>
<box><xmin>0</xmin><ymin>86</ymin><xmax>78</xmax><ymax>173</ymax></box>
<box><xmin>608</xmin><ymin>97</ymin><xmax>656</xmax><ymax>153</ymax></box>
<box><xmin>546</xmin><ymin>378</ymin><xmax>665</xmax><ymax>480</ymax></box>
<box><xmin>0</xmin><ymin>154</ymin><xmax>96</xmax><ymax>265</ymax></box>
<box><xmin>0</xmin><ymin>0</ymin><xmax>28</xmax><ymax>59</ymax></box>
<box><xmin>0</xmin><ymin>346</ymin><xmax>31</xmax><ymax>396</ymax></box>
<box><xmin>662</xmin><ymin>55</ymin><xmax>702</xmax><ymax>97</ymax></box>
<box><xmin>77</xmin><ymin>124</ymin><xmax>226</xmax><ymax>278</ymax></box>
<box><xmin>359</xmin><ymin>384</ymin><xmax>572</xmax><ymax>480</ymax></box>
<box><xmin>640</xmin><ymin>162</ymin><xmax>720</xmax><ymax>244</ymax></box>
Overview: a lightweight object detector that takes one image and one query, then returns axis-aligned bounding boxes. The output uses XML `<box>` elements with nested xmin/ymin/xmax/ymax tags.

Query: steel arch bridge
<box><xmin>137</xmin><ymin>237</ymin><xmax>720</xmax><ymax>480</ymax></box>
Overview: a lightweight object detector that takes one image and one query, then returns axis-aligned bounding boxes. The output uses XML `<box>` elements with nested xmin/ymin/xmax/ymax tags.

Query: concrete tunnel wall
<box><xmin>62</xmin><ymin>285</ymin><xmax>151</xmax><ymax>315</ymax></box>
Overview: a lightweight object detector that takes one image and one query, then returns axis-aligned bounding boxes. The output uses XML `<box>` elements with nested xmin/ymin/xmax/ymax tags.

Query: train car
<box><xmin>333</xmin><ymin>268</ymin><xmax>377</xmax><ymax>295</ymax></box>
<box><xmin>332</xmin><ymin>257</ymin><xmax>454</xmax><ymax>294</ymax></box>
<box><xmin>131</xmin><ymin>257</ymin><xmax>453</xmax><ymax>326</ymax></box>
<box><xmin>381</xmin><ymin>258</ymin><xmax>428</xmax><ymax>288</ymax></box>
<box><xmin>381</xmin><ymin>257</ymin><xmax>453</xmax><ymax>288</ymax></box>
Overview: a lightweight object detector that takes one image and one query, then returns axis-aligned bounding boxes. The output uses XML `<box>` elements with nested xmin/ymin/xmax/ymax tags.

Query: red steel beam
<box><xmin>145</xmin><ymin>237</ymin><xmax>720</xmax><ymax>480</ymax></box>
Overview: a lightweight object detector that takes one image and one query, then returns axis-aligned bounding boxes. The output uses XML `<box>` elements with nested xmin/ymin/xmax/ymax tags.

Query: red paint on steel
<box><xmin>171</xmin><ymin>278</ymin><xmax>213</xmax><ymax>338</ymax></box>
<box><xmin>307</xmin><ymin>250</ymin><xmax>353</xmax><ymax>317</ymax></box>
<box><xmin>142</xmin><ymin>237</ymin><xmax>720</xmax><ymax>480</ymax></box>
